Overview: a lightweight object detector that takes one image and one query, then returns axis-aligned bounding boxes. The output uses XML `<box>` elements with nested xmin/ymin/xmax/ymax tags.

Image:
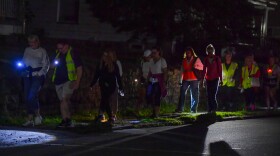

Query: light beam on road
<box><xmin>0</xmin><ymin>130</ymin><xmax>56</xmax><ymax>148</ymax></box>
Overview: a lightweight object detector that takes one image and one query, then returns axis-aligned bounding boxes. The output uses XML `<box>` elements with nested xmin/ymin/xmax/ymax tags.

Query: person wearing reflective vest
<box><xmin>263</xmin><ymin>55</ymin><xmax>280</xmax><ymax>110</ymax></box>
<box><xmin>240</xmin><ymin>54</ymin><xmax>260</xmax><ymax>111</ymax></box>
<box><xmin>219</xmin><ymin>49</ymin><xmax>238</xmax><ymax>111</ymax></box>
<box><xmin>175</xmin><ymin>47</ymin><xmax>203</xmax><ymax>113</ymax></box>
<box><xmin>52</xmin><ymin>41</ymin><xmax>83</xmax><ymax>128</ymax></box>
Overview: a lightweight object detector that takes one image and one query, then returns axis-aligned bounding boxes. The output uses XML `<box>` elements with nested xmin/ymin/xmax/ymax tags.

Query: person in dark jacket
<box><xmin>90</xmin><ymin>51</ymin><xmax>123</xmax><ymax>125</ymax></box>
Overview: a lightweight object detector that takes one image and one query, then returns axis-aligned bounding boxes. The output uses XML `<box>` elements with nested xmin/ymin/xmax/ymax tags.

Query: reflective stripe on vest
<box><xmin>222</xmin><ymin>62</ymin><xmax>238</xmax><ymax>87</ymax></box>
<box><xmin>52</xmin><ymin>47</ymin><xmax>77</xmax><ymax>82</ymax></box>
<box><xmin>241</xmin><ymin>64</ymin><xmax>259</xmax><ymax>89</ymax></box>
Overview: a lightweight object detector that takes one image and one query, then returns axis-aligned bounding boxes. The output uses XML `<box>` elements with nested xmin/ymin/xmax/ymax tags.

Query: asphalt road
<box><xmin>1</xmin><ymin>117</ymin><xmax>280</xmax><ymax>156</ymax></box>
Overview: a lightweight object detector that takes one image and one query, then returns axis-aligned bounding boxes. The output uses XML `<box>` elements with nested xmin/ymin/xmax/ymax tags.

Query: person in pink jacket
<box><xmin>203</xmin><ymin>44</ymin><xmax>223</xmax><ymax>113</ymax></box>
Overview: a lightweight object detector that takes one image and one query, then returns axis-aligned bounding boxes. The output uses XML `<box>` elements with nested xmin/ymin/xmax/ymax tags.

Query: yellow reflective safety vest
<box><xmin>241</xmin><ymin>64</ymin><xmax>259</xmax><ymax>89</ymax></box>
<box><xmin>52</xmin><ymin>47</ymin><xmax>77</xmax><ymax>82</ymax></box>
<box><xmin>222</xmin><ymin>62</ymin><xmax>238</xmax><ymax>87</ymax></box>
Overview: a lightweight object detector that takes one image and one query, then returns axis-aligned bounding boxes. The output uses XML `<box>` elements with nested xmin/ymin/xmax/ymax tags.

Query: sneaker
<box><xmin>34</xmin><ymin>116</ymin><xmax>43</xmax><ymax>125</ymax></box>
<box><xmin>95</xmin><ymin>114</ymin><xmax>106</xmax><ymax>122</ymax></box>
<box><xmin>22</xmin><ymin>120</ymin><xmax>34</xmax><ymax>127</ymax></box>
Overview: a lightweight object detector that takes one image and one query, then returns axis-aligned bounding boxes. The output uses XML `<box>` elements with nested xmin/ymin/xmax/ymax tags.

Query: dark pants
<box><xmin>23</xmin><ymin>76</ymin><xmax>44</xmax><ymax>115</ymax></box>
<box><xmin>147</xmin><ymin>82</ymin><xmax>161</xmax><ymax>107</ymax></box>
<box><xmin>219</xmin><ymin>86</ymin><xmax>236</xmax><ymax>110</ymax></box>
<box><xmin>99</xmin><ymin>87</ymin><xmax>115</xmax><ymax>118</ymax></box>
<box><xmin>244</xmin><ymin>88</ymin><xmax>255</xmax><ymax>107</ymax></box>
<box><xmin>206</xmin><ymin>79</ymin><xmax>219</xmax><ymax>112</ymax></box>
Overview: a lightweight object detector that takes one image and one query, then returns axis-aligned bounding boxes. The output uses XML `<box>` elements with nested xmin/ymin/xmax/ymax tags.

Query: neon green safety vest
<box><xmin>241</xmin><ymin>64</ymin><xmax>259</xmax><ymax>89</ymax></box>
<box><xmin>222</xmin><ymin>62</ymin><xmax>238</xmax><ymax>87</ymax></box>
<box><xmin>52</xmin><ymin>47</ymin><xmax>77</xmax><ymax>82</ymax></box>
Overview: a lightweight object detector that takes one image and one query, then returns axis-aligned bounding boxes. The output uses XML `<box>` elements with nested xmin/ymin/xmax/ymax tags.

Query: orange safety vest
<box><xmin>182</xmin><ymin>58</ymin><xmax>197</xmax><ymax>81</ymax></box>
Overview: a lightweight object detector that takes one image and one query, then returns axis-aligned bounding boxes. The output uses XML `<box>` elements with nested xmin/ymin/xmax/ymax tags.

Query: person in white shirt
<box><xmin>22</xmin><ymin>35</ymin><xmax>50</xmax><ymax>126</ymax></box>
<box><xmin>147</xmin><ymin>46</ymin><xmax>168</xmax><ymax>118</ymax></box>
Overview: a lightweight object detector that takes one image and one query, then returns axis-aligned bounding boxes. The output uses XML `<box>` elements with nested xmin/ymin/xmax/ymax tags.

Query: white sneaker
<box><xmin>22</xmin><ymin>120</ymin><xmax>34</xmax><ymax>127</ymax></box>
<box><xmin>34</xmin><ymin>116</ymin><xmax>43</xmax><ymax>125</ymax></box>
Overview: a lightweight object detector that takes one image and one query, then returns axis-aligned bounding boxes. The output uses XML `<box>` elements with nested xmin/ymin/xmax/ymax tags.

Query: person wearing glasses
<box><xmin>52</xmin><ymin>41</ymin><xmax>83</xmax><ymax>127</ymax></box>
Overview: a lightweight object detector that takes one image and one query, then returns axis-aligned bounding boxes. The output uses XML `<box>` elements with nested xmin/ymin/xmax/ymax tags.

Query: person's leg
<box><xmin>206</xmin><ymin>80</ymin><xmax>212</xmax><ymax>112</ymax></box>
<box><xmin>218</xmin><ymin>86</ymin><xmax>226</xmax><ymax>110</ymax></box>
<box><xmin>212</xmin><ymin>79</ymin><xmax>219</xmax><ymax>112</ymax></box>
<box><xmin>177</xmin><ymin>81</ymin><xmax>190</xmax><ymax>112</ymax></box>
<box><xmin>61</xmin><ymin>81</ymin><xmax>74</xmax><ymax>119</ymax></box>
<box><xmin>269</xmin><ymin>87</ymin><xmax>278</xmax><ymax>109</ymax></box>
<box><xmin>251</xmin><ymin>87</ymin><xmax>257</xmax><ymax>110</ymax></box>
<box><xmin>190</xmin><ymin>80</ymin><xmax>199</xmax><ymax>113</ymax></box>
<box><xmin>146</xmin><ymin>83</ymin><xmax>153</xmax><ymax>107</ymax></box>
<box><xmin>243</xmin><ymin>89</ymin><xmax>250</xmax><ymax>110</ymax></box>
<box><xmin>28</xmin><ymin>76</ymin><xmax>44</xmax><ymax>125</ymax></box>
<box><xmin>264</xmin><ymin>86</ymin><xmax>270</xmax><ymax>110</ymax></box>
<box><xmin>110</xmin><ymin>87</ymin><xmax>118</xmax><ymax>120</ymax></box>
<box><xmin>22</xmin><ymin>77</ymin><xmax>34</xmax><ymax>126</ymax></box>
<box><xmin>152</xmin><ymin>83</ymin><xmax>161</xmax><ymax>117</ymax></box>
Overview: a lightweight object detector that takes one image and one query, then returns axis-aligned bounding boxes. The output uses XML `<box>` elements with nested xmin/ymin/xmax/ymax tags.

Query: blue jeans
<box><xmin>23</xmin><ymin>76</ymin><xmax>44</xmax><ymax>115</ymax></box>
<box><xmin>177</xmin><ymin>80</ymin><xmax>199</xmax><ymax>112</ymax></box>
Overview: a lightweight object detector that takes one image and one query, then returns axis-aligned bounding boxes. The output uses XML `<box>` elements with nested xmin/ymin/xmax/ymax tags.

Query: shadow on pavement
<box><xmin>209</xmin><ymin>141</ymin><xmax>241</xmax><ymax>156</ymax></box>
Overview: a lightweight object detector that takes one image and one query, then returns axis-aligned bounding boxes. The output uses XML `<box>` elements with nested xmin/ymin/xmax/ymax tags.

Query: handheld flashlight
<box><xmin>16</xmin><ymin>61</ymin><xmax>24</xmax><ymax>68</ymax></box>
<box><xmin>53</xmin><ymin>59</ymin><xmax>59</xmax><ymax>66</ymax></box>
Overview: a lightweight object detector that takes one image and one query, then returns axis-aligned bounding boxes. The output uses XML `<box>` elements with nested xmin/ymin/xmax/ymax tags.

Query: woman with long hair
<box><xmin>90</xmin><ymin>51</ymin><xmax>123</xmax><ymax>125</ymax></box>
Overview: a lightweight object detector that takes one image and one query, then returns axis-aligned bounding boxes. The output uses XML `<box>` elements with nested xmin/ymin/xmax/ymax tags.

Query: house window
<box><xmin>57</xmin><ymin>0</ymin><xmax>79</xmax><ymax>24</ymax></box>
<box><xmin>0</xmin><ymin>0</ymin><xmax>19</xmax><ymax>19</ymax></box>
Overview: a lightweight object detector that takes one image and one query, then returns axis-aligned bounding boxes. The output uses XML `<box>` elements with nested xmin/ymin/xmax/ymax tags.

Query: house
<box><xmin>0</xmin><ymin>0</ymin><xmax>279</xmax><ymax>47</ymax></box>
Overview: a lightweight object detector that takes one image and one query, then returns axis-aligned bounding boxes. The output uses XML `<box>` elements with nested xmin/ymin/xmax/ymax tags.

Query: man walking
<box><xmin>52</xmin><ymin>41</ymin><xmax>83</xmax><ymax>127</ymax></box>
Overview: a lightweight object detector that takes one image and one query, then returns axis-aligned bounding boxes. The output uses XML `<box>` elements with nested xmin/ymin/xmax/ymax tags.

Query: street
<box><xmin>1</xmin><ymin>117</ymin><xmax>280</xmax><ymax>156</ymax></box>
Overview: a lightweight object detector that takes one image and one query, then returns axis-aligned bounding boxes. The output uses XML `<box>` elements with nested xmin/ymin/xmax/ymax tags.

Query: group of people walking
<box><xmin>20</xmin><ymin>34</ymin><xmax>280</xmax><ymax>127</ymax></box>
<box><xmin>139</xmin><ymin>44</ymin><xmax>280</xmax><ymax>115</ymax></box>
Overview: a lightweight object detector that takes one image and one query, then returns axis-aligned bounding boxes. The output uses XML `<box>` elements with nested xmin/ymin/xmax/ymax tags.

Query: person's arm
<box><xmin>116</xmin><ymin>60</ymin><xmax>123</xmax><ymax>77</ymax></box>
<box><xmin>115</xmin><ymin>64</ymin><xmax>123</xmax><ymax>91</ymax></box>
<box><xmin>194</xmin><ymin>57</ymin><xmax>204</xmax><ymax>70</ymax></box>
<box><xmin>90</xmin><ymin>65</ymin><xmax>100</xmax><ymax>87</ymax></box>
<box><xmin>202</xmin><ymin>58</ymin><xmax>207</xmax><ymax>80</ymax></box>
<box><xmin>161</xmin><ymin>58</ymin><xmax>168</xmax><ymax>83</ymax></box>
<box><xmin>38</xmin><ymin>49</ymin><xmax>50</xmax><ymax>76</ymax></box>
<box><xmin>217</xmin><ymin>56</ymin><xmax>223</xmax><ymax>81</ymax></box>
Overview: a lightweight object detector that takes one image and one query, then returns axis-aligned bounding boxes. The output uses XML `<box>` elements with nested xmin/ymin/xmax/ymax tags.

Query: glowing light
<box><xmin>54</xmin><ymin>59</ymin><xmax>59</xmax><ymax>65</ymax></box>
<box><xmin>0</xmin><ymin>130</ymin><xmax>56</xmax><ymax>148</ymax></box>
<box><xmin>267</xmin><ymin>68</ymin><xmax>272</xmax><ymax>73</ymax></box>
<box><xmin>17</xmin><ymin>62</ymin><xmax>23</xmax><ymax>67</ymax></box>
<box><xmin>134</xmin><ymin>79</ymin><xmax>138</xmax><ymax>82</ymax></box>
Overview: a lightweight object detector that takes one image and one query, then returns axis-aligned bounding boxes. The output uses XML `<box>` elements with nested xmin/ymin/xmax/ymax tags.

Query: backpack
<box><xmin>192</xmin><ymin>57</ymin><xmax>203</xmax><ymax>80</ymax></box>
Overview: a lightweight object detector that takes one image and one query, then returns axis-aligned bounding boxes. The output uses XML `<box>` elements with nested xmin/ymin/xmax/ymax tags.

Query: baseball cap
<box><xmin>143</xmin><ymin>50</ymin><xmax>152</xmax><ymax>57</ymax></box>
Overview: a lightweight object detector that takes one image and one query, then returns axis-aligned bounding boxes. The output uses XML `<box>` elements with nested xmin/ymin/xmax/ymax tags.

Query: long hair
<box><xmin>100</xmin><ymin>51</ymin><xmax>114</xmax><ymax>72</ymax></box>
<box><xmin>183</xmin><ymin>47</ymin><xmax>197</xmax><ymax>58</ymax></box>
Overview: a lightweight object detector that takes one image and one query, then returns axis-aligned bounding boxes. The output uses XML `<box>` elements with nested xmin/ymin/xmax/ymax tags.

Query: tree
<box><xmin>87</xmin><ymin>0</ymin><xmax>260</xmax><ymax>47</ymax></box>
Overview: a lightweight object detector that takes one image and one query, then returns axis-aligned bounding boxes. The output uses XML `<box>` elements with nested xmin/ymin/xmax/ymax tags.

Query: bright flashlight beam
<box><xmin>17</xmin><ymin>62</ymin><xmax>23</xmax><ymax>67</ymax></box>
